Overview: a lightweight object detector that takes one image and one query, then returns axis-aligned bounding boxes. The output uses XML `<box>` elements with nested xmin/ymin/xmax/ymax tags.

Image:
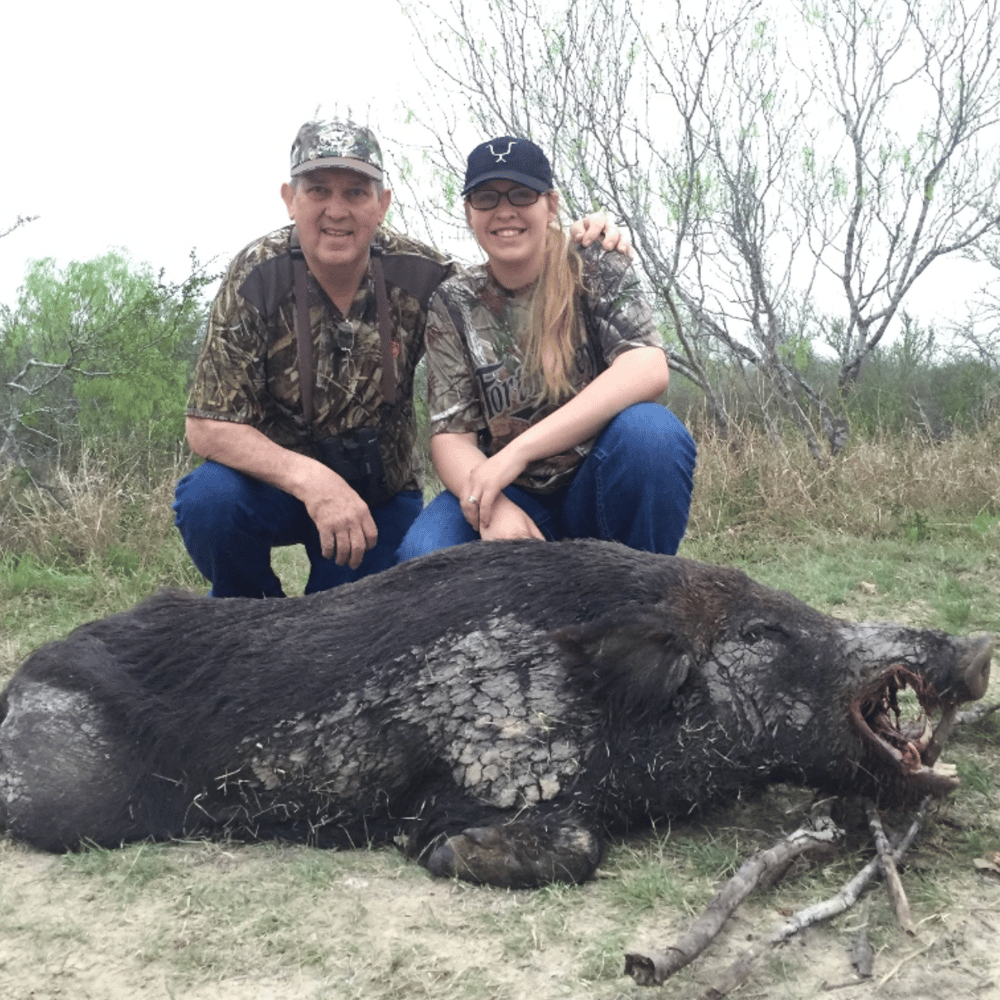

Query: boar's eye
<box><xmin>739</xmin><ymin>621</ymin><xmax>794</xmax><ymax>645</ymax></box>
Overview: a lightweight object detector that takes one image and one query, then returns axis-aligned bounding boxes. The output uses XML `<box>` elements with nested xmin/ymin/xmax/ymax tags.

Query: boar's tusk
<box><xmin>923</xmin><ymin>703</ymin><xmax>959</xmax><ymax>768</ymax></box>
<box><xmin>849</xmin><ymin>665</ymin><xmax>963</xmax><ymax>796</ymax></box>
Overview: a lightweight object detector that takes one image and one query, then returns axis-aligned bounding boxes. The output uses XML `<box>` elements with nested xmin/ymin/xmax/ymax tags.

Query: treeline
<box><xmin>669</xmin><ymin>316</ymin><xmax>1000</xmax><ymax>443</ymax></box>
<box><xmin>0</xmin><ymin>251</ymin><xmax>212</xmax><ymax>470</ymax></box>
<box><xmin>395</xmin><ymin>0</ymin><xmax>1000</xmax><ymax>462</ymax></box>
<box><xmin>3</xmin><ymin>250</ymin><xmax>1000</xmax><ymax>579</ymax></box>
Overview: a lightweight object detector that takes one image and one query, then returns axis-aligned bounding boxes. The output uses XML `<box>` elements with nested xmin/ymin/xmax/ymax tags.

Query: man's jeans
<box><xmin>397</xmin><ymin>403</ymin><xmax>696</xmax><ymax>561</ymax></box>
<box><xmin>174</xmin><ymin>460</ymin><xmax>423</xmax><ymax>597</ymax></box>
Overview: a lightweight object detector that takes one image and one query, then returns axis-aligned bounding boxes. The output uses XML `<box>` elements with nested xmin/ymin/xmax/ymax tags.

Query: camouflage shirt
<box><xmin>187</xmin><ymin>225</ymin><xmax>453</xmax><ymax>496</ymax></box>
<box><xmin>426</xmin><ymin>242</ymin><xmax>665</xmax><ymax>493</ymax></box>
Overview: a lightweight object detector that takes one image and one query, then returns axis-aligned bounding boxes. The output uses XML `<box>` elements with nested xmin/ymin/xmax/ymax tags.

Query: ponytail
<box><xmin>522</xmin><ymin>220</ymin><xmax>585</xmax><ymax>405</ymax></box>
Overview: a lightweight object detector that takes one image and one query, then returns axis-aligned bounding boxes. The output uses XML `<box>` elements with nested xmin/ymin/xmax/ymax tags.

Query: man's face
<box><xmin>281</xmin><ymin>168</ymin><xmax>391</xmax><ymax>280</ymax></box>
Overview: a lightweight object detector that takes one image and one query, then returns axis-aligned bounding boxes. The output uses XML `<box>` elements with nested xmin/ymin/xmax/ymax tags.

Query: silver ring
<box><xmin>467</xmin><ymin>496</ymin><xmax>479</xmax><ymax>504</ymax></box>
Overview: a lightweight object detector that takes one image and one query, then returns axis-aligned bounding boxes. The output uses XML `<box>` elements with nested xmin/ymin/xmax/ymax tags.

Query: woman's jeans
<box><xmin>174</xmin><ymin>461</ymin><xmax>422</xmax><ymax>597</ymax></box>
<box><xmin>397</xmin><ymin>403</ymin><xmax>696</xmax><ymax>561</ymax></box>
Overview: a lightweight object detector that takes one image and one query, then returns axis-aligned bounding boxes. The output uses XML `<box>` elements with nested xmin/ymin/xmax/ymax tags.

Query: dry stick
<box><xmin>695</xmin><ymin>797</ymin><xmax>931</xmax><ymax>1000</ymax></box>
<box><xmin>624</xmin><ymin>809</ymin><xmax>842</xmax><ymax>987</ymax></box>
<box><xmin>865</xmin><ymin>799</ymin><xmax>915</xmax><ymax>936</ymax></box>
<box><xmin>877</xmin><ymin>936</ymin><xmax>938</xmax><ymax>988</ymax></box>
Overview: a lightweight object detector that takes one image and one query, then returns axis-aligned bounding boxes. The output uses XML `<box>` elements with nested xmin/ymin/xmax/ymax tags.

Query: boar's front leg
<box><xmin>423</xmin><ymin>811</ymin><xmax>603</xmax><ymax>888</ymax></box>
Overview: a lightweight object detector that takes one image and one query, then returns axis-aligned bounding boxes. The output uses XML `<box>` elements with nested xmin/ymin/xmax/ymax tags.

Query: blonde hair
<box><xmin>522</xmin><ymin>218</ymin><xmax>585</xmax><ymax>405</ymax></box>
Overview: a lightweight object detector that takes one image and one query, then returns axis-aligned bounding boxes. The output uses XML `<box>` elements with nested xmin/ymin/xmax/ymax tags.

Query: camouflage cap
<box><xmin>289</xmin><ymin>120</ymin><xmax>384</xmax><ymax>180</ymax></box>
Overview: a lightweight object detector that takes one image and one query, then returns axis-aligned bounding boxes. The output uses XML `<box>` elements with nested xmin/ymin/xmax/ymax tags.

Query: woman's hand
<box><xmin>460</xmin><ymin>447</ymin><xmax>529</xmax><ymax>532</ymax></box>
<box><xmin>464</xmin><ymin>492</ymin><xmax>545</xmax><ymax>542</ymax></box>
<box><xmin>433</xmin><ymin>432</ymin><xmax>538</xmax><ymax>539</ymax></box>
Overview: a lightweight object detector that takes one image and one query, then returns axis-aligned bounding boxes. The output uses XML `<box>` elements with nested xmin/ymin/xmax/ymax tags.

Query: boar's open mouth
<box><xmin>850</xmin><ymin>665</ymin><xmax>963</xmax><ymax>797</ymax></box>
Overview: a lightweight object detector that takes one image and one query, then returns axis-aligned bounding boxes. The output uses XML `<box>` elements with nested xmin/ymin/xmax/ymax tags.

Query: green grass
<box><xmin>682</xmin><ymin>528</ymin><xmax>1000</xmax><ymax>637</ymax></box>
<box><xmin>59</xmin><ymin>841</ymin><xmax>181</xmax><ymax>890</ymax></box>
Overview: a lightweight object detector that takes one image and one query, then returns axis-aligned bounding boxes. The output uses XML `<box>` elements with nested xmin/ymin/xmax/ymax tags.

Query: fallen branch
<box><xmin>865</xmin><ymin>799</ymin><xmax>915</xmax><ymax>935</ymax></box>
<box><xmin>694</xmin><ymin>797</ymin><xmax>930</xmax><ymax>999</ymax></box>
<box><xmin>624</xmin><ymin>805</ymin><xmax>841</xmax><ymax>987</ymax></box>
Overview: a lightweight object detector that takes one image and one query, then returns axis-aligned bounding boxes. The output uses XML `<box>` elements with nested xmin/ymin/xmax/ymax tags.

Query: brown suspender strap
<box><xmin>370</xmin><ymin>251</ymin><xmax>398</xmax><ymax>405</ymax></box>
<box><xmin>290</xmin><ymin>228</ymin><xmax>314</xmax><ymax>426</ymax></box>
<box><xmin>291</xmin><ymin>231</ymin><xmax>399</xmax><ymax>421</ymax></box>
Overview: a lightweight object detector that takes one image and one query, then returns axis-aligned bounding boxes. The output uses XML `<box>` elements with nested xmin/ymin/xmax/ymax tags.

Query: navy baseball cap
<box><xmin>462</xmin><ymin>137</ymin><xmax>553</xmax><ymax>196</ymax></box>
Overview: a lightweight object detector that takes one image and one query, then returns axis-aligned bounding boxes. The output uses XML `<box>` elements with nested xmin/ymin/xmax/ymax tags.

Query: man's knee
<box><xmin>175</xmin><ymin>462</ymin><xmax>253</xmax><ymax>529</ymax></box>
<box><xmin>174</xmin><ymin>462</ymin><xmax>302</xmax><ymax>547</ymax></box>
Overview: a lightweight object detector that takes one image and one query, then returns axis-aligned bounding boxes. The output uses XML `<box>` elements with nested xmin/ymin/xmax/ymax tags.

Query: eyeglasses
<box><xmin>466</xmin><ymin>186</ymin><xmax>543</xmax><ymax>210</ymax></box>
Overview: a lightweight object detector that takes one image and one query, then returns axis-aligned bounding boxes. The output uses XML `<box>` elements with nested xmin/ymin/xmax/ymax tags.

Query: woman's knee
<box><xmin>599</xmin><ymin>404</ymin><xmax>696</xmax><ymax>471</ymax></box>
<box><xmin>396</xmin><ymin>492</ymin><xmax>477</xmax><ymax>562</ymax></box>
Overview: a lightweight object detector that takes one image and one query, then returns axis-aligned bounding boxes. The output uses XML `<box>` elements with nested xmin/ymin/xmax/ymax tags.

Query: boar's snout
<box><xmin>953</xmin><ymin>635</ymin><xmax>993</xmax><ymax>703</ymax></box>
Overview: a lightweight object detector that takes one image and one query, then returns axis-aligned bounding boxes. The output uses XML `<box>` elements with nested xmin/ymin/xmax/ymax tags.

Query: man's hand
<box><xmin>302</xmin><ymin>467</ymin><xmax>378</xmax><ymax>569</ymax></box>
<box><xmin>185</xmin><ymin>417</ymin><xmax>378</xmax><ymax>571</ymax></box>
<box><xmin>569</xmin><ymin>210</ymin><xmax>634</xmax><ymax>258</ymax></box>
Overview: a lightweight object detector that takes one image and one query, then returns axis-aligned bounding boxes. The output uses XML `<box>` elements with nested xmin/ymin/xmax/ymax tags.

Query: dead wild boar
<box><xmin>0</xmin><ymin>539</ymin><xmax>991</xmax><ymax>888</ymax></box>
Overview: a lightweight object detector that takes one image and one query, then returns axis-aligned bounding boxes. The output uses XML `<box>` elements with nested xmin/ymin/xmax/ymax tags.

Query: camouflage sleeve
<box><xmin>186</xmin><ymin>261</ymin><xmax>269</xmax><ymax>425</ymax></box>
<box><xmin>580</xmin><ymin>244</ymin><xmax>666</xmax><ymax>364</ymax></box>
<box><xmin>378</xmin><ymin>226</ymin><xmax>453</xmax><ymax>267</ymax></box>
<box><xmin>425</xmin><ymin>290</ymin><xmax>487</xmax><ymax>437</ymax></box>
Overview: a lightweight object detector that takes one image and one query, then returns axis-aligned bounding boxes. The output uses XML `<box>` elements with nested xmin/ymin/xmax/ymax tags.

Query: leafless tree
<box><xmin>943</xmin><ymin>238</ymin><xmax>1000</xmax><ymax>420</ymax></box>
<box><xmin>396</xmin><ymin>0</ymin><xmax>1000</xmax><ymax>458</ymax></box>
<box><xmin>0</xmin><ymin>215</ymin><xmax>37</xmax><ymax>242</ymax></box>
<box><xmin>804</xmin><ymin>0</ymin><xmax>1000</xmax><ymax>393</ymax></box>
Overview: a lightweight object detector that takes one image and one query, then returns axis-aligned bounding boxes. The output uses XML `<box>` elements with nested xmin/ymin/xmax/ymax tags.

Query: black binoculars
<box><xmin>314</xmin><ymin>426</ymin><xmax>392</xmax><ymax>505</ymax></box>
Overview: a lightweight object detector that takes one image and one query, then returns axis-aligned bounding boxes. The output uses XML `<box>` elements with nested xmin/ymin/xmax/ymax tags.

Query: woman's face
<box><xmin>465</xmin><ymin>180</ymin><xmax>559</xmax><ymax>286</ymax></box>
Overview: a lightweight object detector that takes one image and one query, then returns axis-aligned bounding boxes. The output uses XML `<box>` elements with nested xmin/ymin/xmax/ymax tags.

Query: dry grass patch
<box><xmin>689</xmin><ymin>424</ymin><xmax>1000</xmax><ymax>542</ymax></box>
<box><xmin>0</xmin><ymin>447</ymin><xmax>191</xmax><ymax>569</ymax></box>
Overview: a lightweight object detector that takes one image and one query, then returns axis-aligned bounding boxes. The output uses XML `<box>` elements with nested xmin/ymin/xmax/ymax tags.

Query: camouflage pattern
<box><xmin>187</xmin><ymin>225</ymin><xmax>452</xmax><ymax>497</ymax></box>
<box><xmin>427</xmin><ymin>242</ymin><xmax>666</xmax><ymax>493</ymax></box>
<box><xmin>289</xmin><ymin>120</ymin><xmax>383</xmax><ymax>179</ymax></box>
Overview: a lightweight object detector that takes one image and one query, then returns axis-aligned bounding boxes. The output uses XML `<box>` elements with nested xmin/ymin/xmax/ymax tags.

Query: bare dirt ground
<box><xmin>1</xmin><ymin>774</ymin><xmax>998</xmax><ymax>1000</ymax></box>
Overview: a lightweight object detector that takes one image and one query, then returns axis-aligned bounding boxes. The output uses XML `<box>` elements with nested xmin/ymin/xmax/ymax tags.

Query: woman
<box><xmin>397</xmin><ymin>136</ymin><xmax>696</xmax><ymax>559</ymax></box>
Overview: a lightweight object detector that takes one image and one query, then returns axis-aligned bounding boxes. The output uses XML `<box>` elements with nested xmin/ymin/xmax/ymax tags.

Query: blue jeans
<box><xmin>173</xmin><ymin>460</ymin><xmax>423</xmax><ymax>597</ymax></box>
<box><xmin>396</xmin><ymin>403</ymin><xmax>696</xmax><ymax>561</ymax></box>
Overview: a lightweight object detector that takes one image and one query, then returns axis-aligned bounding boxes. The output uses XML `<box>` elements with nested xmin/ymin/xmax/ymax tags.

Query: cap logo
<box><xmin>487</xmin><ymin>140</ymin><xmax>518</xmax><ymax>163</ymax></box>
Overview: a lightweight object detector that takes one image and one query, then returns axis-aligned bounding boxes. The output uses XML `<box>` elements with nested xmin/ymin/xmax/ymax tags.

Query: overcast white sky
<box><xmin>0</xmin><ymin>0</ymin><xmax>438</xmax><ymax>306</ymax></box>
<box><xmin>1</xmin><ymin>0</ymin><xmax>993</xmax><ymax>331</ymax></box>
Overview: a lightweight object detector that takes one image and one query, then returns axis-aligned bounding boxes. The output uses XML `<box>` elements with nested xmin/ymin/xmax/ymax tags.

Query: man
<box><xmin>174</xmin><ymin>119</ymin><xmax>627</xmax><ymax>597</ymax></box>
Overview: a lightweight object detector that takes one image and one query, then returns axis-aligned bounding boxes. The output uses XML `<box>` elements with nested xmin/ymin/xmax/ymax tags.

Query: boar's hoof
<box><xmin>425</xmin><ymin>819</ymin><xmax>602</xmax><ymax>888</ymax></box>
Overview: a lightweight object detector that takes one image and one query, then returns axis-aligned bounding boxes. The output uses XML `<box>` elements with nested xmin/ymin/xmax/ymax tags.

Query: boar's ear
<box><xmin>553</xmin><ymin>608</ymin><xmax>693</xmax><ymax>719</ymax></box>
